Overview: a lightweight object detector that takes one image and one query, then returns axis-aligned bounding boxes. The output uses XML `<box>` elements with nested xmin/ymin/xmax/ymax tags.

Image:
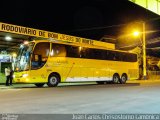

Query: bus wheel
<box><xmin>112</xmin><ymin>74</ymin><xmax>120</xmax><ymax>84</ymax></box>
<box><xmin>96</xmin><ymin>81</ymin><xmax>104</xmax><ymax>84</ymax></box>
<box><xmin>47</xmin><ymin>74</ymin><xmax>60</xmax><ymax>87</ymax></box>
<box><xmin>120</xmin><ymin>74</ymin><xmax>127</xmax><ymax>84</ymax></box>
<box><xmin>35</xmin><ymin>83</ymin><xmax>45</xmax><ymax>87</ymax></box>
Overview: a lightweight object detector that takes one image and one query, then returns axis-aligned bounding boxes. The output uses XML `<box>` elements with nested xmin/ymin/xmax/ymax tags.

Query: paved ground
<box><xmin>0</xmin><ymin>80</ymin><xmax>160</xmax><ymax>114</ymax></box>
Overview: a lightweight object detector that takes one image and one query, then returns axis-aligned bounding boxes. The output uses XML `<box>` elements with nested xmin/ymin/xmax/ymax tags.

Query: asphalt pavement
<box><xmin>0</xmin><ymin>80</ymin><xmax>160</xmax><ymax>114</ymax></box>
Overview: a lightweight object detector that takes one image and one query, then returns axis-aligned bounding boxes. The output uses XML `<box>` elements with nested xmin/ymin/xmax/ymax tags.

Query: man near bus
<box><xmin>5</xmin><ymin>67</ymin><xmax>10</xmax><ymax>86</ymax></box>
<box><xmin>9</xmin><ymin>67</ymin><xmax>14</xmax><ymax>86</ymax></box>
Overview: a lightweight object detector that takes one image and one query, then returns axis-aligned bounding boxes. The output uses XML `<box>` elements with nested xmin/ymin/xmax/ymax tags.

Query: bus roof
<box><xmin>0</xmin><ymin>22</ymin><xmax>115</xmax><ymax>50</ymax></box>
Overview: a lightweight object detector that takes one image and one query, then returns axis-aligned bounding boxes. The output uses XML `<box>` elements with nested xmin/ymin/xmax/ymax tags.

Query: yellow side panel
<box><xmin>14</xmin><ymin>57</ymin><xmax>139</xmax><ymax>83</ymax></box>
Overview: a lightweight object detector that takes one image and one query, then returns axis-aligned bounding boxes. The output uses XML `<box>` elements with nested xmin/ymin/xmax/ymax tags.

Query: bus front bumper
<box><xmin>13</xmin><ymin>72</ymin><xmax>30</xmax><ymax>83</ymax></box>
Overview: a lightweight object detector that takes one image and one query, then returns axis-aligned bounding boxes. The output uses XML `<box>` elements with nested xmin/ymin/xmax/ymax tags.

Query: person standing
<box><xmin>5</xmin><ymin>67</ymin><xmax>10</xmax><ymax>86</ymax></box>
<box><xmin>10</xmin><ymin>68</ymin><xmax>14</xmax><ymax>86</ymax></box>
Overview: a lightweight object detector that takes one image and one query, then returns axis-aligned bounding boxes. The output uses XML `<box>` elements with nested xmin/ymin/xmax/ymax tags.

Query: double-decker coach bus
<box><xmin>14</xmin><ymin>39</ymin><xmax>139</xmax><ymax>87</ymax></box>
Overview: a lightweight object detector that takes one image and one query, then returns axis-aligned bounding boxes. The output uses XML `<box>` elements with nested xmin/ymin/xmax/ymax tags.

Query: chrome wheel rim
<box><xmin>50</xmin><ymin>76</ymin><xmax>57</xmax><ymax>85</ymax></box>
<box><xmin>121</xmin><ymin>76</ymin><xmax>126</xmax><ymax>82</ymax></box>
<box><xmin>113</xmin><ymin>76</ymin><xmax>119</xmax><ymax>83</ymax></box>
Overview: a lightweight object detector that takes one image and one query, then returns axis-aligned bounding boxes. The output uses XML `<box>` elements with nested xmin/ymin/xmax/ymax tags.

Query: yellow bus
<box><xmin>13</xmin><ymin>39</ymin><xmax>139</xmax><ymax>87</ymax></box>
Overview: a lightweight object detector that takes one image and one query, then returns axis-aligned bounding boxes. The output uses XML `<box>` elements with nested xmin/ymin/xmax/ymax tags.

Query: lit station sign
<box><xmin>0</xmin><ymin>22</ymin><xmax>115</xmax><ymax>49</ymax></box>
<box><xmin>0</xmin><ymin>22</ymin><xmax>58</xmax><ymax>39</ymax></box>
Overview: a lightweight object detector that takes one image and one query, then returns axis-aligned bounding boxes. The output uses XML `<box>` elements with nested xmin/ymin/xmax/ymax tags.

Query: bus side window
<box><xmin>107</xmin><ymin>51</ymin><xmax>115</xmax><ymax>60</ymax></box>
<box><xmin>31</xmin><ymin>42</ymin><xmax>50</xmax><ymax>69</ymax></box>
<box><xmin>91</xmin><ymin>49</ymin><xmax>101</xmax><ymax>59</ymax></box>
<box><xmin>113</xmin><ymin>52</ymin><xmax>117</xmax><ymax>61</ymax></box>
<box><xmin>51</xmin><ymin>44</ymin><xmax>66</xmax><ymax>57</ymax></box>
<box><xmin>129</xmin><ymin>54</ymin><xmax>137</xmax><ymax>62</ymax></box>
<box><xmin>66</xmin><ymin>45</ymin><xmax>80</xmax><ymax>58</ymax></box>
<box><xmin>133</xmin><ymin>54</ymin><xmax>137</xmax><ymax>62</ymax></box>
<box><xmin>80</xmin><ymin>47</ymin><xmax>90</xmax><ymax>58</ymax></box>
<box><xmin>86</xmin><ymin>49</ymin><xmax>94</xmax><ymax>59</ymax></box>
<box><xmin>115</xmin><ymin>52</ymin><xmax>121</xmax><ymax>61</ymax></box>
<box><xmin>119</xmin><ymin>53</ymin><xmax>124</xmax><ymax>61</ymax></box>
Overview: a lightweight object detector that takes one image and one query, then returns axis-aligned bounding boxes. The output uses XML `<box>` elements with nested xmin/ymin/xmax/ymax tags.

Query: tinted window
<box><xmin>51</xmin><ymin>43</ymin><xmax>66</xmax><ymax>57</ymax></box>
<box><xmin>64</xmin><ymin>45</ymin><xmax>137</xmax><ymax>62</ymax></box>
<box><xmin>119</xmin><ymin>53</ymin><xmax>137</xmax><ymax>62</ymax></box>
<box><xmin>107</xmin><ymin>51</ymin><xmax>116</xmax><ymax>60</ymax></box>
<box><xmin>66</xmin><ymin>46</ymin><xmax>80</xmax><ymax>58</ymax></box>
<box><xmin>33</xmin><ymin>42</ymin><xmax>50</xmax><ymax>60</ymax></box>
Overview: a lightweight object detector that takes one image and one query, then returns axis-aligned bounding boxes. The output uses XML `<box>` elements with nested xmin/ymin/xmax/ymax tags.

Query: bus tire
<box><xmin>47</xmin><ymin>74</ymin><xmax>60</xmax><ymax>87</ymax></box>
<box><xmin>112</xmin><ymin>74</ymin><xmax>120</xmax><ymax>84</ymax></box>
<box><xmin>35</xmin><ymin>83</ymin><xmax>45</xmax><ymax>87</ymax></box>
<box><xmin>120</xmin><ymin>74</ymin><xmax>127</xmax><ymax>84</ymax></box>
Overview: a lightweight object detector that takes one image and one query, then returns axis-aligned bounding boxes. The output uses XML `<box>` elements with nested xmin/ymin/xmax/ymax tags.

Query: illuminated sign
<box><xmin>0</xmin><ymin>54</ymin><xmax>11</xmax><ymax>62</ymax></box>
<box><xmin>0</xmin><ymin>22</ymin><xmax>115</xmax><ymax>49</ymax></box>
<box><xmin>0</xmin><ymin>22</ymin><xmax>58</xmax><ymax>39</ymax></box>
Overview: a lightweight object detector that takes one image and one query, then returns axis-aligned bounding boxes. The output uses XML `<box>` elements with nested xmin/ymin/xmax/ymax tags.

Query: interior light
<box><xmin>12</xmin><ymin>53</ymin><xmax>17</xmax><ymax>57</ymax></box>
<box><xmin>24</xmin><ymin>41</ymin><xmax>29</xmax><ymax>44</ymax></box>
<box><xmin>5</xmin><ymin>36</ymin><xmax>12</xmax><ymax>41</ymax></box>
<box><xmin>50</xmin><ymin>49</ymin><xmax>54</xmax><ymax>56</ymax></box>
<box><xmin>20</xmin><ymin>44</ymin><xmax>24</xmax><ymax>48</ymax></box>
<box><xmin>79</xmin><ymin>46</ymin><xmax>82</xmax><ymax>51</ymax></box>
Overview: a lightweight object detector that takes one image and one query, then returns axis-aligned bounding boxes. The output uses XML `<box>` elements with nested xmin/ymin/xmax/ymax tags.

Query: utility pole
<box><xmin>142</xmin><ymin>22</ymin><xmax>147</xmax><ymax>80</ymax></box>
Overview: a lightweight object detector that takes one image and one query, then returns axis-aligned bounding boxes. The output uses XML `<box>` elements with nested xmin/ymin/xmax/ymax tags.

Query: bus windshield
<box><xmin>15</xmin><ymin>42</ymin><xmax>34</xmax><ymax>71</ymax></box>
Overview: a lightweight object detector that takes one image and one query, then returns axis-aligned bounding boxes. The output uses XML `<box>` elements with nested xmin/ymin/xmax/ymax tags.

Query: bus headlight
<box><xmin>22</xmin><ymin>74</ymin><xmax>28</xmax><ymax>78</ymax></box>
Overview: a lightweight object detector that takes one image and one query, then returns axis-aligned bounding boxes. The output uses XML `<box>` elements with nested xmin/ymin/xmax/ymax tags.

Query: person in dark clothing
<box><xmin>10</xmin><ymin>68</ymin><xmax>14</xmax><ymax>85</ymax></box>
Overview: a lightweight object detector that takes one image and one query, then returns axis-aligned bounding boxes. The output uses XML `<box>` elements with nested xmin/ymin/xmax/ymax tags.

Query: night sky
<box><xmin>0</xmin><ymin>0</ymin><xmax>160</xmax><ymax>56</ymax></box>
<box><xmin>0</xmin><ymin>0</ymin><xmax>159</xmax><ymax>38</ymax></box>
